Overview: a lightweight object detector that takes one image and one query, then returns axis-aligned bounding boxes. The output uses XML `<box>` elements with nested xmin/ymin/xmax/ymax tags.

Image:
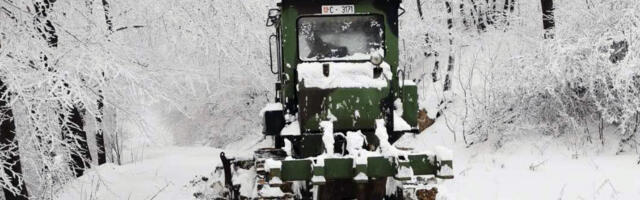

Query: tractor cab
<box><xmin>264</xmin><ymin>0</ymin><xmax>420</xmax><ymax>158</ymax></box>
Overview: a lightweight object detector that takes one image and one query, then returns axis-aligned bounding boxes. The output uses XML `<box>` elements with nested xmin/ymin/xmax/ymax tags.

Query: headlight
<box><xmin>370</xmin><ymin>53</ymin><xmax>383</xmax><ymax>66</ymax></box>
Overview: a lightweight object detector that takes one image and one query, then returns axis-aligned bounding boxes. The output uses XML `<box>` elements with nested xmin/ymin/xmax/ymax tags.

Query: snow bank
<box><xmin>297</xmin><ymin>62</ymin><xmax>392</xmax><ymax>89</ymax></box>
<box><xmin>395</xmin><ymin>117</ymin><xmax>640</xmax><ymax>200</ymax></box>
<box><xmin>57</xmin><ymin>147</ymin><xmax>223</xmax><ymax>200</ymax></box>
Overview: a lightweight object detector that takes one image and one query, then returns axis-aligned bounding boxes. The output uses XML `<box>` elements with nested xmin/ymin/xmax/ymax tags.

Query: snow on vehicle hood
<box><xmin>297</xmin><ymin>62</ymin><xmax>392</xmax><ymax>89</ymax></box>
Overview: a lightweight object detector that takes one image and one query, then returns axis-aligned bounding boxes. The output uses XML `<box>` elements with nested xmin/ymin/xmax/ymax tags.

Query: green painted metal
<box><xmin>354</xmin><ymin>163</ymin><xmax>367</xmax><ymax>175</ymax></box>
<box><xmin>278</xmin><ymin>0</ymin><xmax>404</xmax><ymax>135</ymax></box>
<box><xmin>279</xmin><ymin>2</ymin><xmax>298</xmax><ymax>112</ymax></box>
<box><xmin>366</xmin><ymin>156</ymin><xmax>396</xmax><ymax>178</ymax></box>
<box><xmin>271</xmin><ymin>152</ymin><xmax>446</xmax><ymax>185</ymax></box>
<box><xmin>281</xmin><ymin>159</ymin><xmax>312</xmax><ymax>181</ymax></box>
<box><xmin>312</xmin><ymin>165</ymin><xmax>324</xmax><ymax>176</ymax></box>
<box><xmin>311</xmin><ymin>163</ymin><xmax>326</xmax><ymax>185</ymax></box>
<box><xmin>408</xmin><ymin>154</ymin><xmax>437</xmax><ymax>175</ymax></box>
<box><xmin>298</xmin><ymin>86</ymin><xmax>391</xmax><ymax>133</ymax></box>
<box><xmin>401</xmin><ymin>84</ymin><xmax>419</xmax><ymax>128</ymax></box>
<box><xmin>299</xmin><ymin>133</ymin><xmax>324</xmax><ymax>157</ymax></box>
<box><xmin>324</xmin><ymin>158</ymin><xmax>354</xmax><ymax>179</ymax></box>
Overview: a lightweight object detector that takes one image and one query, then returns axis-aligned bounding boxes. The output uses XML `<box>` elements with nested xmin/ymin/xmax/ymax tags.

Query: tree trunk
<box><xmin>504</xmin><ymin>0</ymin><xmax>515</xmax><ymax>13</ymax></box>
<box><xmin>94</xmin><ymin>0</ymin><xmax>114</xmax><ymax>165</ymax></box>
<box><xmin>503</xmin><ymin>0</ymin><xmax>515</xmax><ymax>26</ymax></box>
<box><xmin>540</xmin><ymin>0</ymin><xmax>555</xmax><ymax>38</ymax></box>
<box><xmin>444</xmin><ymin>1</ymin><xmax>455</xmax><ymax>92</ymax></box>
<box><xmin>470</xmin><ymin>0</ymin><xmax>486</xmax><ymax>31</ymax></box>
<box><xmin>63</xmin><ymin>107</ymin><xmax>92</xmax><ymax>177</ymax></box>
<box><xmin>416</xmin><ymin>0</ymin><xmax>424</xmax><ymax>20</ymax></box>
<box><xmin>0</xmin><ymin>79</ymin><xmax>29</xmax><ymax>200</ymax></box>
<box><xmin>34</xmin><ymin>0</ymin><xmax>92</xmax><ymax>177</ymax></box>
<box><xmin>102</xmin><ymin>0</ymin><xmax>114</xmax><ymax>33</ymax></box>
<box><xmin>460</xmin><ymin>2</ymin><xmax>469</xmax><ymax>29</ymax></box>
<box><xmin>431</xmin><ymin>54</ymin><xmax>440</xmax><ymax>82</ymax></box>
<box><xmin>486</xmin><ymin>0</ymin><xmax>497</xmax><ymax>25</ymax></box>
<box><xmin>96</xmin><ymin>92</ymin><xmax>106</xmax><ymax>165</ymax></box>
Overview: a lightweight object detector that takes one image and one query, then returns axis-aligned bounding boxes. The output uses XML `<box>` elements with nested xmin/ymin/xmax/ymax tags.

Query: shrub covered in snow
<box><xmin>463</xmin><ymin>0</ymin><xmax>640</xmax><ymax>152</ymax></box>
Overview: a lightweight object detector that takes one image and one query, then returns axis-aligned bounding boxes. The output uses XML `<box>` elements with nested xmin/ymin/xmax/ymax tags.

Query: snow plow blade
<box><xmin>204</xmin><ymin>148</ymin><xmax>452</xmax><ymax>199</ymax></box>
<box><xmin>265</xmin><ymin>154</ymin><xmax>453</xmax><ymax>186</ymax></box>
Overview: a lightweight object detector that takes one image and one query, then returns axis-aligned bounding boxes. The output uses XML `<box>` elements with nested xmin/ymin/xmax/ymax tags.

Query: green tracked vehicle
<box><xmin>213</xmin><ymin>0</ymin><xmax>453</xmax><ymax>199</ymax></box>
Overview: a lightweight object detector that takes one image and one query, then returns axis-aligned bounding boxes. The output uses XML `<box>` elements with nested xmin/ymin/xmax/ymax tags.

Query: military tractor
<box><xmin>213</xmin><ymin>0</ymin><xmax>453</xmax><ymax>199</ymax></box>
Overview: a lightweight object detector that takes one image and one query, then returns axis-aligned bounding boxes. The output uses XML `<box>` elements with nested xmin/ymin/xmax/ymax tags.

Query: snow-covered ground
<box><xmin>57</xmin><ymin>119</ymin><xmax>640</xmax><ymax>200</ymax></box>
<box><xmin>396</xmin><ymin>120</ymin><xmax>640</xmax><ymax>200</ymax></box>
<box><xmin>54</xmin><ymin>1</ymin><xmax>640</xmax><ymax>199</ymax></box>
<box><xmin>56</xmin><ymin>134</ymin><xmax>272</xmax><ymax>200</ymax></box>
<box><xmin>57</xmin><ymin>147</ymin><xmax>223</xmax><ymax>200</ymax></box>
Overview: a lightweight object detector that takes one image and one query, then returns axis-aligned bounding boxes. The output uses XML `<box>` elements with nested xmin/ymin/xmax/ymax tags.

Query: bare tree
<box><xmin>541</xmin><ymin>0</ymin><xmax>555</xmax><ymax>38</ymax></box>
<box><xmin>33</xmin><ymin>0</ymin><xmax>92</xmax><ymax>177</ymax></box>
<box><xmin>503</xmin><ymin>0</ymin><xmax>516</xmax><ymax>26</ymax></box>
<box><xmin>93</xmin><ymin>0</ymin><xmax>115</xmax><ymax>166</ymax></box>
<box><xmin>444</xmin><ymin>1</ymin><xmax>455</xmax><ymax>92</ymax></box>
<box><xmin>470</xmin><ymin>0</ymin><xmax>487</xmax><ymax>31</ymax></box>
<box><xmin>1</xmin><ymin>0</ymin><xmax>220</xmax><ymax>196</ymax></box>
<box><xmin>504</xmin><ymin>0</ymin><xmax>515</xmax><ymax>13</ymax></box>
<box><xmin>0</xmin><ymin>3</ymin><xmax>29</xmax><ymax>198</ymax></box>
<box><xmin>416</xmin><ymin>0</ymin><xmax>424</xmax><ymax>20</ymax></box>
<box><xmin>0</xmin><ymin>79</ymin><xmax>28</xmax><ymax>200</ymax></box>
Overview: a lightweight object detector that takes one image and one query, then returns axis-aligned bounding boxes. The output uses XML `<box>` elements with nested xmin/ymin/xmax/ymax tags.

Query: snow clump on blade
<box><xmin>435</xmin><ymin>146</ymin><xmax>453</xmax><ymax>161</ymax></box>
<box><xmin>320</xmin><ymin>121</ymin><xmax>335</xmax><ymax>155</ymax></box>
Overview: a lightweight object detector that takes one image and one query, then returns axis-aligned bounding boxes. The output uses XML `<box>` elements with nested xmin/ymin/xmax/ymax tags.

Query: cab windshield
<box><xmin>298</xmin><ymin>15</ymin><xmax>384</xmax><ymax>61</ymax></box>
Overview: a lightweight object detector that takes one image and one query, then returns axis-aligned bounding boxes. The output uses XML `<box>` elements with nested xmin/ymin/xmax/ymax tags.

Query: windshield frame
<box><xmin>295</xmin><ymin>14</ymin><xmax>386</xmax><ymax>63</ymax></box>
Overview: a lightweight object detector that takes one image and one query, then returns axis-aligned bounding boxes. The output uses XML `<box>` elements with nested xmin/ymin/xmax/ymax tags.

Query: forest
<box><xmin>1</xmin><ymin>0</ymin><xmax>639</xmax><ymax>199</ymax></box>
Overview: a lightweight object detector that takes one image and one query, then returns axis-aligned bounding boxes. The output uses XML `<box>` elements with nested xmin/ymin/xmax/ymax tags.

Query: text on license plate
<box><xmin>322</xmin><ymin>5</ymin><xmax>355</xmax><ymax>15</ymax></box>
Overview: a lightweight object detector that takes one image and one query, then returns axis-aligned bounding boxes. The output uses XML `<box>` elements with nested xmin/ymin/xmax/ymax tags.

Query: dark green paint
<box><xmin>298</xmin><ymin>86</ymin><xmax>390</xmax><ymax>133</ymax></box>
<box><xmin>324</xmin><ymin>158</ymin><xmax>354</xmax><ymax>179</ymax></box>
<box><xmin>401</xmin><ymin>84</ymin><xmax>418</xmax><ymax>127</ymax></box>
<box><xmin>281</xmin><ymin>159</ymin><xmax>312</xmax><ymax>181</ymax></box>
<box><xmin>366</xmin><ymin>156</ymin><xmax>397</xmax><ymax>178</ymax></box>
<box><xmin>277</xmin><ymin>0</ymin><xmax>410</xmax><ymax>135</ymax></box>
<box><xmin>408</xmin><ymin>154</ymin><xmax>437</xmax><ymax>175</ymax></box>
<box><xmin>272</xmin><ymin>153</ymin><xmax>444</xmax><ymax>182</ymax></box>
<box><xmin>298</xmin><ymin>133</ymin><xmax>324</xmax><ymax>157</ymax></box>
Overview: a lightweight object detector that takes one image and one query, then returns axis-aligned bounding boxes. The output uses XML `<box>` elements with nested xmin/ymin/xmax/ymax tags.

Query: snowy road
<box><xmin>57</xmin><ymin>123</ymin><xmax>640</xmax><ymax>200</ymax></box>
<box><xmin>396</xmin><ymin>120</ymin><xmax>640</xmax><ymax>200</ymax></box>
<box><xmin>58</xmin><ymin>147</ymin><xmax>223</xmax><ymax>200</ymax></box>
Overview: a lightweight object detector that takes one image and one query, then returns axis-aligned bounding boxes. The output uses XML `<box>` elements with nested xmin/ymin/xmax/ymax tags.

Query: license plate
<box><xmin>321</xmin><ymin>5</ymin><xmax>355</xmax><ymax>15</ymax></box>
